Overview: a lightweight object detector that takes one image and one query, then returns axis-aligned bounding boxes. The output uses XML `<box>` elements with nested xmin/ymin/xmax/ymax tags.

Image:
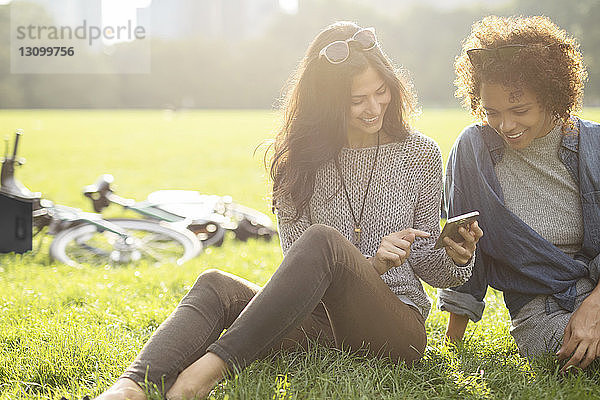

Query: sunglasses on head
<box><xmin>319</xmin><ymin>27</ymin><xmax>378</xmax><ymax>64</ymax></box>
<box><xmin>466</xmin><ymin>44</ymin><xmax>527</xmax><ymax>68</ymax></box>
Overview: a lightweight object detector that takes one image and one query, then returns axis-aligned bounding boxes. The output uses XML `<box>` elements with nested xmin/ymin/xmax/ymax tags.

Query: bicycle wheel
<box><xmin>49</xmin><ymin>219</ymin><xmax>202</xmax><ymax>267</ymax></box>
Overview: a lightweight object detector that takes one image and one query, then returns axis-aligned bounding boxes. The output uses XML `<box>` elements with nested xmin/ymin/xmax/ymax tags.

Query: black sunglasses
<box><xmin>319</xmin><ymin>28</ymin><xmax>378</xmax><ymax>64</ymax></box>
<box><xmin>466</xmin><ymin>44</ymin><xmax>527</xmax><ymax>68</ymax></box>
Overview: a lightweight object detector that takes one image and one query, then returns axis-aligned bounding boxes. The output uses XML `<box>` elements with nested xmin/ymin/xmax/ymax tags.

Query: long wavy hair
<box><xmin>269</xmin><ymin>21</ymin><xmax>417</xmax><ymax>220</ymax></box>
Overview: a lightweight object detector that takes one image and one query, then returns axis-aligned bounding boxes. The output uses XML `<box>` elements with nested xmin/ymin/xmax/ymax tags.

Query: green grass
<box><xmin>2</xmin><ymin>109</ymin><xmax>600</xmax><ymax>399</ymax></box>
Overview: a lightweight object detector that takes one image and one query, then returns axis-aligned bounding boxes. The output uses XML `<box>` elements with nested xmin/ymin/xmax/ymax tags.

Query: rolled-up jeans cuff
<box><xmin>437</xmin><ymin>289</ymin><xmax>485</xmax><ymax>322</ymax></box>
<box><xmin>206</xmin><ymin>343</ymin><xmax>239</xmax><ymax>372</ymax></box>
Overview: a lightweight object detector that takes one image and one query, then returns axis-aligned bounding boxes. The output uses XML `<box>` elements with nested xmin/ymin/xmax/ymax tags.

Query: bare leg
<box><xmin>166</xmin><ymin>352</ymin><xmax>228</xmax><ymax>400</ymax></box>
<box><xmin>94</xmin><ymin>378</ymin><xmax>146</xmax><ymax>400</ymax></box>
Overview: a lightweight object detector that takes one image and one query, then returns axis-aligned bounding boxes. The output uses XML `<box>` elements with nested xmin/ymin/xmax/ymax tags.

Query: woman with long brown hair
<box><xmin>97</xmin><ymin>21</ymin><xmax>482</xmax><ymax>400</ymax></box>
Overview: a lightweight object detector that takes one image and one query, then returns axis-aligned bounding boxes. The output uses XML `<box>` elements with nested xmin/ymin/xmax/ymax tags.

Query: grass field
<box><xmin>2</xmin><ymin>109</ymin><xmax>600</xmax><ymax>400</ymax></box>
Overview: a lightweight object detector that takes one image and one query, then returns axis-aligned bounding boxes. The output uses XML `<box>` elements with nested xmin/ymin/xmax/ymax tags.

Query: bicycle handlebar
<box><xmin>12</xmin><ymin>129</ymin><xmax>22</xmax><ymax>160</ymax></box>
<box><xmin>1</xmin><ymin>130</ymin><xmax>39</xmax><ymax>200</ymax></box>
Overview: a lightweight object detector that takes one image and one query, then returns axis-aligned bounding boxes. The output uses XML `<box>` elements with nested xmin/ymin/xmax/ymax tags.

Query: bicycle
<box><xmin>1</xmin><ymin>130</ymin><xmax>202</xmax><ymax>267</ymax></box>
<box><xmin>82</xmin><ymin>174</ymin><xmax>277</xmax><ymax>247</ymax></box>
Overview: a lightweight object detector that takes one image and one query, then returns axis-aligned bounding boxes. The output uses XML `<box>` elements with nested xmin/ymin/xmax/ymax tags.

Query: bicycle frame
<box><xmin>84</xmin><ymin>175</ymin><xmax>227</xmax><ymax>225</ymax></box>
<box><xmin>83</xmin><ymin>174</ymin><xmax>275</xmax><ymax>245</ymax></box>
<box><xmin>43</xmin><ymin>203</ymin><xmax>138</xmax><ymax>238</ymax></box>
<box><xmin>103</xmin><ymin>191</ymin><xmax>187</xmax><ymax>222</ymax></box>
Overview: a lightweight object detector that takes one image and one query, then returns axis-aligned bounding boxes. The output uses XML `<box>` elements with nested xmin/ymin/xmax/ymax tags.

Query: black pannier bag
<box><xmin>0</xmin><ymin>192</ymin><xmax>33</xmax><ymax>253</ymax></box>
<box><xmin>1</xmin><ymin>130</ymin><xmax>39</xmax><ymax>254</ymax></box>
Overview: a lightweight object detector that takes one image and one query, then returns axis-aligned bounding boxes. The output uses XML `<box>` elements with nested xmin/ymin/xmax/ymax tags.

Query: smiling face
<box><xmin>480</xmin><ymin>82</ymin><xmax>555</xmax><ymax>149</ymax></box>
<box><xmin>346</xmin><ymin>66</ymin><xmax>391</xmax><ymax>147</ymax></box>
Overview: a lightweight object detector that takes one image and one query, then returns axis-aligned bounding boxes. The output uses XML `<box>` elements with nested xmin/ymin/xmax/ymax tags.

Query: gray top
<box><xmin>275</xmin><ymin>131</ymin><xmax>473</xmax><ymax>319</ymax></box>
<box><xmin>495</xmin><ymin>124</ymin><xmax>584</xmax><ymax>255</ymax></box>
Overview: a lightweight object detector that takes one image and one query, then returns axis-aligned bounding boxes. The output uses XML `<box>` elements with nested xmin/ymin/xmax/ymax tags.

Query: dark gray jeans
<box><xmin>122</xmin><ymin>224</ymin><xmax>426</xmax><ymax>393</ymax></box>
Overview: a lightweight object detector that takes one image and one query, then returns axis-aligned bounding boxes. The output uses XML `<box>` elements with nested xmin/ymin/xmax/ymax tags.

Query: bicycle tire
<box><xmin>49</xmin><ymin>218</ymin><xmax>202</xmax><ymax>267</ymax></box>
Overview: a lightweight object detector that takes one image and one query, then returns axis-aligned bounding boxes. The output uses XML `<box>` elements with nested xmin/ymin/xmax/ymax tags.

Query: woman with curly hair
<box><xmin>439</xmin><ymin>15</ymin><xmax>600</xmax><ymax>372</ymax></box>
<box><xmin>96</xmin><ymin>21</ymin><xmax>482</xmax><ymax>400</ymax></box>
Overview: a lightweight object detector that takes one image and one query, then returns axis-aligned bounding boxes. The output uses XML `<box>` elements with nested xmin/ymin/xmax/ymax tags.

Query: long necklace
<box><xmin>334</xmin><ymin>131</ymin><xmax>380</xmax><ymax>246</ymax></box>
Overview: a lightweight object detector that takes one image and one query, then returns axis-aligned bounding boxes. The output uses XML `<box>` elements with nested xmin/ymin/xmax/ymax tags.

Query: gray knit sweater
<box><xmin>275</xmin><ymin>132</ymin><xmax>473</xmax><ymax>319</ymax></box>
<box><xmin>495</xmin><ymin>124</ymin><xmax>584</xmax><ymax>255</ymax></box>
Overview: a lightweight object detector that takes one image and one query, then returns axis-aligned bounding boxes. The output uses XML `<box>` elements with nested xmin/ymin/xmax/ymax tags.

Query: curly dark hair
<box><xmin>454</xmin><ymin>15</ymin><xmax>587</xmax><ymax>124</ymax></box>
<box><xmin>268</xmin><ymin>21</ymin><xmax>417</xmax><ymax>220</ymax></box>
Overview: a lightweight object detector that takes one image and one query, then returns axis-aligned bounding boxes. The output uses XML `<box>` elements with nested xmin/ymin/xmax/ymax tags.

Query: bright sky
<box><xmin>279</xmin><ymin>0</ymin><xmax>298</xmax><ymax>14</ymax></box>
<box><xmin>101</xmin><ymin>0</ymin><xmax>151</xmax><ymax>45</ymax></box>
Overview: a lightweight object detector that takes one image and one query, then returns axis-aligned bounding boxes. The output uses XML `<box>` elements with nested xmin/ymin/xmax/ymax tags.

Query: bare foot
<box><xmin>95</xmin><ymin>378</ymin><xmax>147</xmax><ymax>400</ymax></box>
<box><xmin>166</xmin><ymin>352</ymin><xmax>228</xmax><ymax>400</ymax></box>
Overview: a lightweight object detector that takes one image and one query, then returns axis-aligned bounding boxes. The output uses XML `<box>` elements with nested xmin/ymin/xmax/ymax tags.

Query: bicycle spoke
<box><xmin>135</xmin><ymin>245</ymin><xmax>166</xmax><ymax>261</ymax></box>
<box><xmin>139</xmin><ymin>238</ymin><xmax>184</xmax><ymax>258</ymax></box>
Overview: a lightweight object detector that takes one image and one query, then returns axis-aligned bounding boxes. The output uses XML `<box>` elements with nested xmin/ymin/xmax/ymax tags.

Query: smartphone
<box><xmin>434</xmin><ymin>211</ymin><xmax>480</xmax><ymax>249</ymax></box>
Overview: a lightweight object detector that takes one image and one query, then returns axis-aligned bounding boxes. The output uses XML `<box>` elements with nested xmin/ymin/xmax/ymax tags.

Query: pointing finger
<box><xmin>401</xmin><ymin>228</ymin><xmax>430</xmax><ymax>238</ymax></box>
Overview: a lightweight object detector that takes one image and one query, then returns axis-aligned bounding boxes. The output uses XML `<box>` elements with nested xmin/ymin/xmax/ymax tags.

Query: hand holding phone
<box><xmin>434</xmin><ymin>211</ymin><xmax>480</xmax><ymax>250</ymax></box>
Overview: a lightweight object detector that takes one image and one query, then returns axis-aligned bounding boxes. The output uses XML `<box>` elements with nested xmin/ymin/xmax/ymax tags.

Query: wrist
<box><xmin>583</xmin><ymin>289</ymin><xmax>600</xmax><ymax>307</ymax></box>
<box><xmin>453</xmin><ymin>256</ymin><xmax>472</xmax><ymax>267</ymax></box>
<box><xmin>369</xmin><ymin>257</ymin><xmax>386</xmax><ymax>275</ymax></box>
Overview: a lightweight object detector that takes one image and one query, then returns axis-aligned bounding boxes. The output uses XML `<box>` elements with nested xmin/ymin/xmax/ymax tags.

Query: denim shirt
<box><xmin>438</xmin><ymin>118</ymin><xmax>600</xmax><ymax>321</ymax></box>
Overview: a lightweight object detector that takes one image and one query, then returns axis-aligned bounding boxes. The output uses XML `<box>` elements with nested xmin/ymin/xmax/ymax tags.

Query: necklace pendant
<box><xmin>354</xmin><ymin>226</ymin><xmax>361</xmax><ymax>244</ymax></box>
